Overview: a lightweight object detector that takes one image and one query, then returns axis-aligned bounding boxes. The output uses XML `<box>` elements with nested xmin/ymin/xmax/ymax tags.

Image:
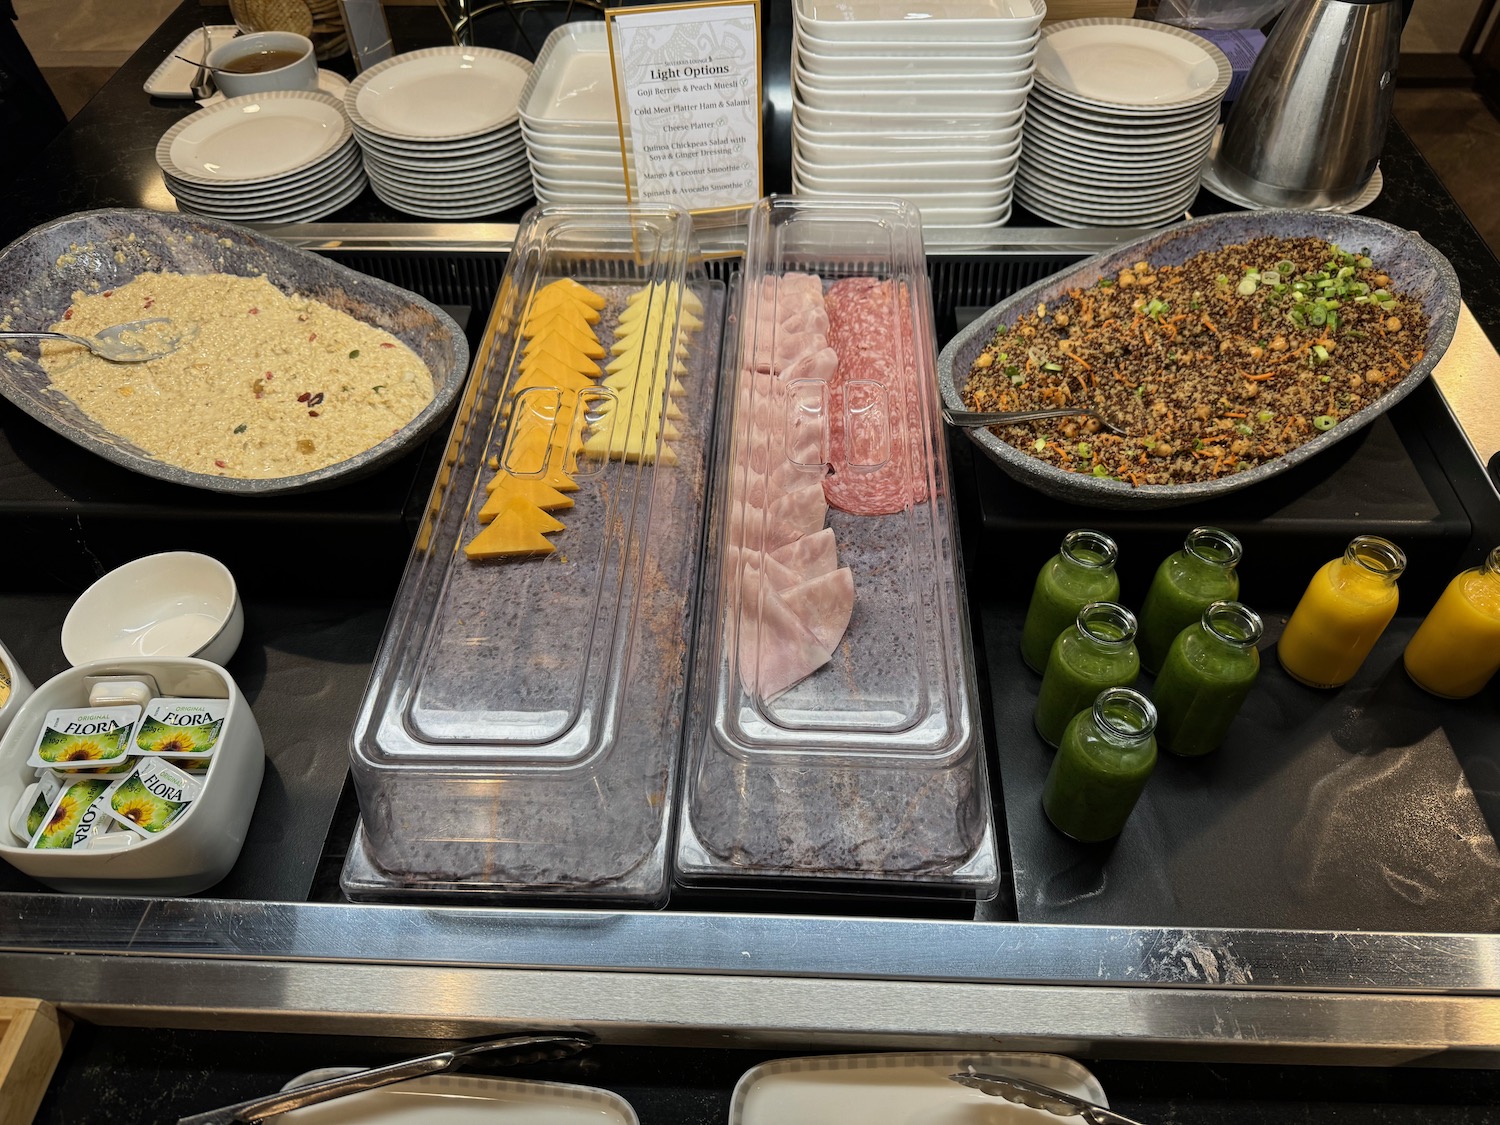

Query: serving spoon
<box><xmin>943</xmin><ymin>406</ymin><xmax>1126</xmax><ymax>436</ymax></box>
<box><xmin>0</xmin><ymin>318</ymin><xmax>186</xmax><ymax>363</ymax></box>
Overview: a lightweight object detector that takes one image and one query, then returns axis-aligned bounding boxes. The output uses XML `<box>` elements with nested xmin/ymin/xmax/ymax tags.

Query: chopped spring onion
<box><xmin>1313</xmin><ymin>415</ymin><xmax>1337</xmax><ymax>431</ymax></box>
<box><xmin>1033</xmin><ymin>438</ymin><xmax>1047</xmax><ymax>452</ymax></box>
<box><xmin>1092</xmin><ymin>464</ymin><xmax>1111</xmax><ymax>478</ymax></box>
<box><xmin>1077</xmin><ymin>442</ymin><xmax>1092</xmax><ymax>457</ymax></box>
<box><xmin>1256</xmin><ymin>410</ymin><xmax>1274</xmax><ymax>424</ymax></box>
<box><xmin>1237</xmin><ymin>276</ymin><xmax>1260</xmax><ymax>296</ymax></box>
<box><xmin>1277</xmin><ymin>260</ymin><xmax>1294</xmax><ymax>274</ymax></box>
<box><xmin>1235</xmin><ymin>422</ymin><xmax>1254</xmax><ymax>436</ymax></box>
<box><xmin>1313</xmin><ymin>345</ymin><xmax>1330</xmax><ymax>363</ymax></box>
<box><xmin>1042</xmin><ymin>362</ymin><xmax>1063</xmax><ymax>372</ymax></box>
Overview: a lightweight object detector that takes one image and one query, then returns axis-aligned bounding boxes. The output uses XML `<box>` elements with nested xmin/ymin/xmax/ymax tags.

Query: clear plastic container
<box><xmin>676</xmin><ymin>196</ymin><xmax>999</xmax><ymax>898</ymax></box>
<box><xmin>346</xmin><ymin>204</ymin><xmax>723</xmax><ymax>904</ymax></box>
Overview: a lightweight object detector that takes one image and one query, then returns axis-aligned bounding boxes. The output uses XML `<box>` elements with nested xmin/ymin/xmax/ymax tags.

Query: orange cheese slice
<box><xmin>477</xmin><ymin>475</ymin><xmax>574</xmax><ymax>521</ymax></box>
<box><xmin>463</xmin><ymin>495</ymin><xmax>563</xmax><ymax>560</ymax></box>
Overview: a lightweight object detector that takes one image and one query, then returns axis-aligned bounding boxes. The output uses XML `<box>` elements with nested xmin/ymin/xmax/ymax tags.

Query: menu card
<box><xmin>605</xmin><ymin>0</ymin><xmax>763</xmax><ymax>216</ymax></box>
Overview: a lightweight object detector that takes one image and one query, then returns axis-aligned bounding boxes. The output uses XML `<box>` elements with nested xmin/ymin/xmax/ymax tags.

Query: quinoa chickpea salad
<box><xmin>31</xmin><ymin>272</ymin><xmax>434</xmax><ymax>479</ymax></box>
<box><xmin>959</xmin><ymin>237</ymin><xmax>1429</xmax><ymax>486</ymax></box>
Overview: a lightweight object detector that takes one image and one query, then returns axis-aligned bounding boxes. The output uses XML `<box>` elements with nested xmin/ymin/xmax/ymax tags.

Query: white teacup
<box><xmin>208</xmin><ymin>31</ymin><xmax>318</xmax><ymax>98</ymax></box>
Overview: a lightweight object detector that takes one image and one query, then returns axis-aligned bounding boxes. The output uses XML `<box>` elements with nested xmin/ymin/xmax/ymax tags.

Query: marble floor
<box><xmin>12</xmin><ymin>2</ymin><xmax>1500</xmax><ymax>258</ymax></box>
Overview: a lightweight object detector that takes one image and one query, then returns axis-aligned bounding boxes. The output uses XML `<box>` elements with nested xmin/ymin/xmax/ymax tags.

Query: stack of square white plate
<box><xmin>155</xmin><ymin>90</ymin><xmax>365</xmax><ymax>222</ymax></box>
<box><xmin>790</xmin><ymin>0</ymin><xmax>1044</xmax><ymax>234</ymax></box>
<box><xmin>1018</xmin><ymin>19</ymin><xmax>1231</xmax><ymax>227</ymax></box>
<box><xmin>345</xmin><ymin>46</ymin><xmax>535</xmax><ymax>219</ymax></box>
<box><xmin>518</xmin><ymin>23</ymin><xmax>629</xmax><ymax>206</ymax></box>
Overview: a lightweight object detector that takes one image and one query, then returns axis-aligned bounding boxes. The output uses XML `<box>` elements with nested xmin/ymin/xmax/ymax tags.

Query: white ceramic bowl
<box><xmin>207</xmin><ymin>31</ymin><xmax>319</xmax><ymax>98</ymax></box>
<box><xmin>62</xmin><ymin>553</ymin><xmax>243</xmax><ymax>668</ymax></box>
<box><xmin>0</xmin><ymin>657</ymin><xmax>264</xmax><ymax>894</ymax></box>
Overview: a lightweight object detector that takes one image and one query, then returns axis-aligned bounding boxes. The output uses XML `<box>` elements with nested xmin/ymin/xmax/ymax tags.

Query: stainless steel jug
<box><xmin>1214</xmin><ymin>0</ymin><xmax>1402</xmax><ymax>208</ymax></box>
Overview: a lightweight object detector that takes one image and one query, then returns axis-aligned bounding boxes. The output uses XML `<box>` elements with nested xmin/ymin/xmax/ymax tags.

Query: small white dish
<box><xmin>729</xmin><ymin>1051</ymin><xmax>1108</xmax><ymax>1125</ymax></box>
<box><xmin>157</xmin><ymin>90</ymin><xmax>350</xmax><ymax>186</ymax></box>
<box><xmin>144</xmin><ymin>24</ymin><xmax>240</xmax><ymax>99</ymax></box>
<box><xmin>793</xmin><ymin>159</ymin><xmax>1017</xmax><ymax>194</ymax></box>
<box><xmin>0</xmin><ymin>657</ymin><xmax>264</xmax><ymax>895</ymax></box>
<box><xmin>1036</xmin><ymin>18</ymin><xmax>1232</xmax><ymax>113</ymax></box>
<box><xmin>793</xmin><ymin>96</ymin><xmax>1025</xmax><ymax>136</ymax></box>
<box><xmin>518</xmin><ymin>23</ymin><xmax>616</xmax><ymax>128</ymax></box>
<box><xmin>275</xmin><ymin>1072</ymin><xmax>639</xmax><ymax>1123</ymax></box>
<box><xmin>793</xmin><ymin>0</ymin><xmax>1044</xmax><ymax>44</ymax></box>
<box><xmin>795</xmin><ymin>77</ymin><xmax>1034</xmax><ymax>116</ymax></box>
<box><xmin>794</xmin><ymin>54</ymin><xmax>1034</xmax><ymax>90</ymax></box>
<box><xmin>528</xmin><ymin>156</ymin><xmax>626</xmax><ymax>184</ymax></box>
<box><xmin>347</xmin><ymin>46</ymin><xmax>533</xmax><ymax>142</ymax></box>
<box><xmin>795</xmin><ymin>30</ymin><xmax>1038</xmax><ymax>74</ymax></box>
<box><xmin>62</xmin><ymin>553</ymin><xmax>243</xmax><ymax>668</ymax></box>
<box><xmin>794</xmin><ymin>123</ymin><xmax>1021</xmax><ymax>163</ymax></box>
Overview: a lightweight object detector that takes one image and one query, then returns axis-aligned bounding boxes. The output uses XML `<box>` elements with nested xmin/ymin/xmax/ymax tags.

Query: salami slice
<box><xmin>822</xmin><ymin>276</ymin><xmax>930</xmax><ymax>516</ymax></box>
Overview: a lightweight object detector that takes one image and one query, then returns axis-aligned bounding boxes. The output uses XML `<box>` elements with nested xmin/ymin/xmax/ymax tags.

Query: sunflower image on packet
<box><xmin>28</xmin><ymin>778</ymin><xmax>112</xmax><ymax>849</ymax></box>
<box><xmin>26</xmin><ymin>706</ymin><xmax>140</xmax><ymax>771</ymax></box>
<box><xmin>133</xmin><ymin>698</ymin><xmax>227</xmax><ymax>759</ymax></box>
<box><xmin>105</xmin><ymin>758</ymin><xmax>203</xmax><ymax>837</ymax></box>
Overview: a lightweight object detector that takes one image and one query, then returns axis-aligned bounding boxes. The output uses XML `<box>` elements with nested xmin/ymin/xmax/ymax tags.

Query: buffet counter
<box><xmin>3</xmin><ymin>2</ymin><xmax>1500</xmax><ymax>1107</ymax></box>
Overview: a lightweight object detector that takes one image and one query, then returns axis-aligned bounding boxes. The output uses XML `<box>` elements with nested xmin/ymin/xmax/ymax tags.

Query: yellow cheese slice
<box><xmin>477</xmin><ymin>475</ymin><xmax>574</xmax><ymax>521</ymax></box>
<box><xmin>463</xmin><ymin>495</ymin><xmax>563</xmax><ymax>560</ymax></box>
<box><xmin>520</xmin><ymin>336</ymin><xmax>605</xmax><ymax>375</ymax></box>
<box><xmin>523</xmin><ymin>300</ymin><xmax>601</xmax><ymax>331</ymax></box>
<box><xmin>507</xmin><ymin>364</ymin><xmax>597</xmax><ymax>399</ymax></box>
<box><xmin>524</xmin><ymin>324</ymin><xmax>605</xmax><ymax>360</ymax></box>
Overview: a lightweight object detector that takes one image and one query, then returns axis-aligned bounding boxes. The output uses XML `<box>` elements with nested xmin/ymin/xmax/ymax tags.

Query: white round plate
<box><xmin>1024</xmin><ymin>109</ymin><xmax>1219</xmax><ymax>152</ymax></box>
<box><xmin>366</xmin><ymin>164</ymin><xmax>528</xmax><ymax>199</ymax></box>
<box><xmin>369</xmin><ymin>175</ymin><xmax>533</xmax><ymax>209</ymax></box>
<box><xmin>359</xmin><ymin>139</ymin><xmax>529</xmax><ymax>173</ymax></box>
<box><xmin>1017</xmin><ymin>181</ymin><xmax>1196</xmax><ymax>225</ymax></box>
<box><xmin>371</xmin><ymin>181</ymin><xmax>533</xmax><ymax>218</ymax></box>
<box><xmin>346</xmin><ymin>46</ymin><xmax>533</xmax><ymax>142</ymax></box>
<box><xmin>1026</xmin><ymin>91</ymin><xmax>1222</xmax><ymax>135</ymax></box>
<box><xmin>157</xmin><ymin>90</ymin><xmax>350</xmax><ymax>186</ymax></box>
<box><xmin>1021</xmin><ymin>129</ymin><xmax>1214</xmax><ymax>172</ymax></box>
<box><xmin>165</xmin><ymin>159</ymin><xmax>360</xmax><ymax>208</ymax></box>
<box><xmin>163</xmin><ymin>141</ymin><xmax>359</xmax><ymax>200</ymax></box>
<box><xmin>351</xmin><ymin>121</ymin><xmax>524</xmax><ymax>158</ymax></box>
<box><xmin>363</xmin><ymin>157</ymin><xmax>530</xmax><ymax>192</ymax></box>
<box><xmin>175</xmin><ymin>168</ymin><xmax>367</xmax><ymax>223</ymax></box>
<box><xmin>1017</xmin><ymin>164</ymin><xmax>1200</xmax><ymax>206</ymax></box>
<box><xmin>1019</xmin><ymin>153</ymin><xmax>1206</xmax><ymax>192</ymax></box>
<box><xmin>1036</xmin><ymin>18</ymin><xmax>1231</xmax><ymax>112</ymax></box>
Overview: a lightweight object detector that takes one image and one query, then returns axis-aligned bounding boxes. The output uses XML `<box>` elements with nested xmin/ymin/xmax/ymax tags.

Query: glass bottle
<box><xmin>1277</xmin><ymin>535</ymin><xmax>1405</xmax><ymax>689</ymax></box>
<box><xmin>1020</xmin><ymin>529</ymin><xmax>1121</xmax><ymax>673</ymax></box>
<box><xmin>1404</xmin><ymin>547</ymin><xmax>1500</xmax><ymax>699</ymax></box>
<box><xmin>1043</xmin><ymin>687</ymin><xmax>1158</xmax><ymax>842</ymax></box>
<box><xmin>1137</xmin><ymin>526</ymin><xmax>1243</xmax><ymax>674</ymax></box>
<box><xmin>1034</xmin><ymin>601</ymin><xmax>1140</xmax><ymax>748</ymax></box>
<box><xmin>1154</xmin><ymin>601</ymin><xmax>1263</xmax><ymax>757</ymax></box>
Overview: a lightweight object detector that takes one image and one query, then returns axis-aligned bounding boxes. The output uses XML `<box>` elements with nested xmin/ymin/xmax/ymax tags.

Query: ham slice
<box><xmin>735</xmin><ymin>567</ymin><xmax>831</xmax><ymax>700</ymax></box>
<box><xmin>780</xmin><ymin>567</ymin><xmax>855</xmax><ymax>653</ymax></box>
<box><xmin>771</xmin><ymin>527</ymin><xmax>838</xmax><ymax>582</ymax></box>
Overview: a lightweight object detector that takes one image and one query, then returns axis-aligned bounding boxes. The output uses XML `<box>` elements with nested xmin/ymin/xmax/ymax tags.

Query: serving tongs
<box><xmin>948</xmin><ymin>1070</ymin><xmax>1147</xmax><ymax>1124</ymax></box>
<box><xmin>943</xmin><ymin>407</ymin><xmax>1126</xmax><ymax>436</ymax></box>
<box><xmin>177</xmin><ymin>1032</ymin><xmax>593</xmax><ymax>1124</ymax></box>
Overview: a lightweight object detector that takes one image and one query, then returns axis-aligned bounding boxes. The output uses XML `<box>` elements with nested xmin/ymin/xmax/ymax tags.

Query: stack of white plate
<box><xmin>518</xmin><ymin>23</ymin><xmax>629</xmax><ymax>205</ymax></box>
<box><xmin>345</xmin><ymin>46</ymin><xmax>535</xmax><ymax>219</ymax></box>
<box><xmin>155</xmin><ymin>90</ymin><xmax>365</xmax><ymax>222</ymax></box>
<box><xmin>790</xmin><ymin>0</ymin><xmax>1044</xmax><ymax>234</ymax></box>
<box><xmin>1018</xmin><ymin>19</ymin><xmax>1231</xmax><ymax>227</ymax></box>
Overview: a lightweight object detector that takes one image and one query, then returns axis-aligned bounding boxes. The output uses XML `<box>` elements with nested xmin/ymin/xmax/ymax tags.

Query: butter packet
<box><xmin>133</xmin><ymin>698</ymin><xmax>227</xmax><ymax>759</ymax></box>
<box><xmin>9</xmin><ymin>772</ymin><xmax>61</xmax><ymax>843</ymax></box>
<box><xmin>27</xmin><ymin>778</ymin><xmax>112</xmax><ymax>849</ymax></box>
<box><xmin>27</xmin><ymin>706</ymin><xmax>141</xmax><ymax>771</ymax></box>
<box><xmin>105</xmin><ymin>758</ymin><xmax>203</xmax><ymax>838</ymax></box>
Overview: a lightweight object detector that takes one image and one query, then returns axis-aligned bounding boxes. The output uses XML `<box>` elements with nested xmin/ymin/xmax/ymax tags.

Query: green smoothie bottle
<box><xmin>1034</xmin><ymin>601</ymin><xmax>1140</xmax><ymax>748</ymax></box>
<box><xmin>1020</xmin><ymin>529</ymin><xmax>1121</xmax><ymax>673</ymax></box>
<box><xmin>1043</xmin><ymin>686</ymin><xmax>1158</xmax><ymax>842</ymax></box>
<box><xmin>1137</xmin><ymin>527</ymin><xmax>1243</xmax><ymax>674</ymax></box>
<box><xmin>1153</xmin><ymin>601</ymin><xmax>1263</xmax><ymax>757</ymax></box>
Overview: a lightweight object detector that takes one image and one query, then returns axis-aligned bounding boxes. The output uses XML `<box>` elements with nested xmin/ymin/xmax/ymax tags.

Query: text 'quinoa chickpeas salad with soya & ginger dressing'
<box><xmin>960</xmin><ymin>237</ymin><xmax>1429</xmax><ymax>487</ymax></box>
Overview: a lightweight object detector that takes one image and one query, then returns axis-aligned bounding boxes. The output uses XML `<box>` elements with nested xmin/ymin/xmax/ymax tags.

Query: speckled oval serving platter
<box><xmin>936</xmin><ymin>210</ymin><xmax>1461</xmax><ymax>509</ymax></box>
<box><xmin>0</xmin><ymin>208</ymin><xmax>469</xmax><ymax>495</ymax></box>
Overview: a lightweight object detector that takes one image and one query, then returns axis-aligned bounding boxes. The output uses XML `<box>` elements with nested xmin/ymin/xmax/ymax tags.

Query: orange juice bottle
<box><xmin>1403</xmin><ymin>547</ymin><xmax>1500</xmax><ymax>698</ymax></box>
<box><xmin>1278</xmin><ymin>535</ymin><xmax>1405</xmax><ymax>688</ymax></box>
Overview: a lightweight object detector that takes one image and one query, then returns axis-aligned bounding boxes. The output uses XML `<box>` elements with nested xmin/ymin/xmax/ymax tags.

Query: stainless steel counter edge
<box><xmin>7</xmin><ymin>953</ymin><xmax>1500</xmax><ymax>1061</ymax></box>
<box><xmin>1</xmin><ymin>896</ymin><xmax>1498</xmax><ymax>995</ymax></box>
